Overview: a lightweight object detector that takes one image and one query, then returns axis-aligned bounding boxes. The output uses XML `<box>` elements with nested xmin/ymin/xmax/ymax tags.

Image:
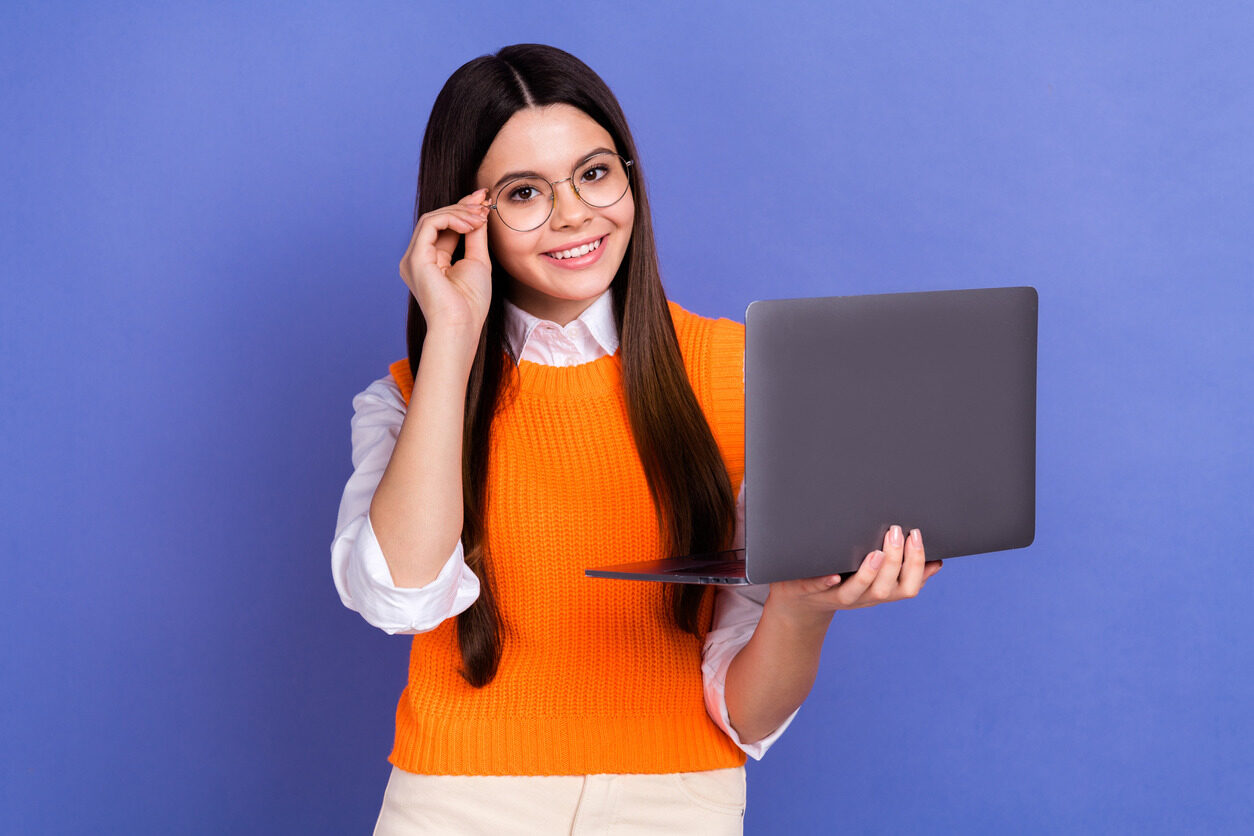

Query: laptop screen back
<box><xmin>744</xmin><ymin>287</ymin><xmax>1037</xmax><ymax>582</ymax></box>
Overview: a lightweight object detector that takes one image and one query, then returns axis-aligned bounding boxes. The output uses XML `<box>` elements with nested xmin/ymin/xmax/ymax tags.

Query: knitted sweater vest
<box><xmin>386</xmin><ymin>302</ymin><xmax>746</xmax><ymax>776</ymax></box>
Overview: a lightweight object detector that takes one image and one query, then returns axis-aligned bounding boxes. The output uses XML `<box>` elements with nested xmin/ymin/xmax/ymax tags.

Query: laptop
<box><xmin>585</xmin><ymin>286</ymin><xmax>1038</xmax><ymax>585</ymax></box>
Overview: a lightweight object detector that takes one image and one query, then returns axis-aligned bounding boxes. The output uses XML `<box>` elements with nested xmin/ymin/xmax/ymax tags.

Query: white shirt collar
<box><xmin>503</xmin><ymin>289</ymin><xmax>620</xmax><ymax>367</ymax></box>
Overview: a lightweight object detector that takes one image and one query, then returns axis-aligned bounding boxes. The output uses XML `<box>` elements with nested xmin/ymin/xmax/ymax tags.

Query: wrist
<box><xmin>423</xmin><ymin>324</ymin><xmax>482</xmax><ymax>365</ymax></box>
<box><xmin>763</xmin><ymin>591</ymin><xmax>835</xmax><ymax>637</ymax></box>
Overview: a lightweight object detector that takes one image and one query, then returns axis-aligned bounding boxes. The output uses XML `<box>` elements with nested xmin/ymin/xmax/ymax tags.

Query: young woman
<box><xmin>332</xmin><ymin>43</ymin><xmax>943</xmax><ymax>834</ymax></box>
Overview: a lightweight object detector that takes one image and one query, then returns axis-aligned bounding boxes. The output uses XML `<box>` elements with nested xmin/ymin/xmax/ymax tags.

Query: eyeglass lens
<box><xmin>495</xmin><ymin>153</ymin><xmax>630</xmax><ymax>231</ymax></box>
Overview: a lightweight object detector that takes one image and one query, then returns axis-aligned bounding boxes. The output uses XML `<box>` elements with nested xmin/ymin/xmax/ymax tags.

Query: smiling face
<box><xmin>476</xmin><ymin>103</ymin><xmax>635</xmax><ymax>325</ymax></box>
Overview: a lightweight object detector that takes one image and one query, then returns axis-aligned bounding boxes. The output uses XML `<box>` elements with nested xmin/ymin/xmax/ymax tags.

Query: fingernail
<box><xmin>910</xmin><ymin>528</ymin><xmax>922</xmax><ymax>548</ymax></box>
<box><xmin>889</xmin><ymin>525</ymin><xmax>903</xmax><ymax>547</ymax></box>
<box><xmin>826</xmin><ymin>575</ymin><xmax>841</xmax><ymax>587</ymax></box>
<box><xmin>870</xmin><ymin>550</ymin><xmax>885</xmax><ymax>569</ymax></box>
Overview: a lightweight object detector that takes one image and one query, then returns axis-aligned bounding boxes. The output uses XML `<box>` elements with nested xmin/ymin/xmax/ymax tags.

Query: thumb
<box><xmin>777</xmin><ymin>575</ymin><xmax>841</xmax><ymax>597</ymax></box>
<box><xmin>464</xmin><ymin>217</ymin><xmax>490</xmax><ymax>266</ymax></box>
<box><xmin>803</xmin><ymin>574</ymin><xmax>843</xmax><ymax>594</ymax></box>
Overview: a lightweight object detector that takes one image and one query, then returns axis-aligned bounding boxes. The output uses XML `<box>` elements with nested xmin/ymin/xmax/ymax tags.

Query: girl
<box><xmin>332</xmin><ymin>43</ymin><xmax>942</xmax><ymax>834</ymax></box>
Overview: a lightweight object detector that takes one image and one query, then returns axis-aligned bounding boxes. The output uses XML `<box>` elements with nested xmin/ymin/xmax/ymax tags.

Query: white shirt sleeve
<box><xmin>330</xmin><ymin>375</ymin><xmax>480</xmax><ymax>634</ymax></box>
<box><xmin>701</xmin><ymin>480</ymin><xmax>800</xmax><ymax>759</ymax></box>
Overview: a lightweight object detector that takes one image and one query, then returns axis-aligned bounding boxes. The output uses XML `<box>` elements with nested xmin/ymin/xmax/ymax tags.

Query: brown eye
<box><xmin>580</xmin><ymin>165</ymin><xmax>609</xmax><ymax>183</ymax></box>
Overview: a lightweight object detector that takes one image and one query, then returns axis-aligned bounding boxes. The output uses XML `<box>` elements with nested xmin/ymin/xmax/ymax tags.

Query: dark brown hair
<box><xmin>408</xmin><ymin>44</ymin><xmax>734</xmax><ymax>687</ymax></box>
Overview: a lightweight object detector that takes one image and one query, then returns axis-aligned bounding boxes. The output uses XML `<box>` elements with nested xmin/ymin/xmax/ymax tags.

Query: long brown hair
<box><xmin>407</xmin><ymin>44</ymin><xmax>735</xmax><ymax>687</ymax></box>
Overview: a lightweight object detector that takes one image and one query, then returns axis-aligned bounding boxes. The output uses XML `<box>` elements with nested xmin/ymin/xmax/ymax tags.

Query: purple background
<box><xmin>3</xmin><ymin>2</ymin><xmax>1251</xmax><ymax>833</ymax></box>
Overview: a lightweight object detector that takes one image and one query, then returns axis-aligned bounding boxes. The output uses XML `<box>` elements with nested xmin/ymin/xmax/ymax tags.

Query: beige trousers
<box><xmin>372</xmin><ymin>765</ymin><xmax>746</xmax><ymax>835</ymax></box>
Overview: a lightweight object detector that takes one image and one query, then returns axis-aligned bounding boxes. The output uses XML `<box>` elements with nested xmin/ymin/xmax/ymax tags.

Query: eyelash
<box><xmin>581</xmin><ymin>164</ymin><xmax>608</xmax><ymax>182</ymax></box>
<box><xmin>504</xmin><ymin>163</ymin><xmax>611</xmax><ymax>202</ymax></box>
<box><xmin>507</xmin><ymin>185</ymin><xmax>539</xmax><ymax>202</ymax></box>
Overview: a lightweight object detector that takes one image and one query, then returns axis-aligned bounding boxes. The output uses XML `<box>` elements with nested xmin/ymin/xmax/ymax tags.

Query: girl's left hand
<box><xmin>766</xmin><ymin>526</ymin><xmax>942</xmax><ymax>623</ymax></box>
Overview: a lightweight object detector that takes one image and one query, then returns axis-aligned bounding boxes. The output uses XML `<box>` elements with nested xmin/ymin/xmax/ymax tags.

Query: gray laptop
<box><xmin>585</xmin><ymin>286</ymin><xmax>1038</xmax><ymax>585</ymax></box>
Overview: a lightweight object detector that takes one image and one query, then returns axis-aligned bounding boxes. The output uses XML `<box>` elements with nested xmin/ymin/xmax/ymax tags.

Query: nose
<box><xmin>549</xmin><ymin>177</ymin><xmax>592</xmax><ymax>229</ymax></box>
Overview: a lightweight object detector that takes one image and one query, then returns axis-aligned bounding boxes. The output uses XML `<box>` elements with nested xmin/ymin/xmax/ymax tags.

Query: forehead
<box><xmin>477</xmin><ymin>104</ymin><xmax>616</xmax><ymax>180</ymax></box>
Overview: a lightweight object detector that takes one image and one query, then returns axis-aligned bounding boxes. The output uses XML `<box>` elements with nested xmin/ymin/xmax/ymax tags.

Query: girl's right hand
<box><xmin>399</xmin><ymin>188</ymin><xmax>493</xmax><ymax>339</ymax></box>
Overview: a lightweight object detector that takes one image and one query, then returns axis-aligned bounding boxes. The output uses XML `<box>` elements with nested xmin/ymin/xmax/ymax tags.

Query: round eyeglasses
<box><xmin>487</xmin><ymin>152</ymin><xmax>633</xmax><ymax>232</ymax></box>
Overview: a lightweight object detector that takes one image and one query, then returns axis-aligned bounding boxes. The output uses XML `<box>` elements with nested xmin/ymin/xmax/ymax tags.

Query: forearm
<box><xmin>369</xmin><ymin>327</ymin><xmax>478</xmax><ymax>588</ymax></box>
<box><xmin>723</xmin><ymin>594</ymin><xmax>832</xmax><ymax>745</ymax></box>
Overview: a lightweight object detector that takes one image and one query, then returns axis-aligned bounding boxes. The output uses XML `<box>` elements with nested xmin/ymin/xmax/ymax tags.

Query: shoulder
<box><xmin>667</xmin><ymin>299</ymin><xmax>744</xmax><ymax>338</ymax></box>
<box><xmin>352</xmin><ymin>373</ymin><xmax>406</xmax><ymax>417</ymax></box>
<box><xmin>666</xmin><ymin>300</ymin><xmax>745</xmax><ymax>365</ymax></box>
<box><xmin>387</xmin><ymin>358</ymin><xmax>414</xmax><ymax>406</ymax></box>
<box><xmin>666</xmin><ymin>300</ymin><xmax>745</xmax><ymax>487</ymax></box>
<box><xmin>346</xmin><ymin>375</ymin><xmax>407</xmax><ymax>462</ymax></box>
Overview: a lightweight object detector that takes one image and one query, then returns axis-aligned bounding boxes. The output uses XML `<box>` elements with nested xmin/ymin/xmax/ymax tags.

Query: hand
<box><xmin>766</xmin><ymin>526</ymin><xmax>943</xmax><ymax>624</ymax></box>
<box><xmin>398</xmin><ymin>188</ymin><xmax>493</xmax><ymax>338</ymax></box>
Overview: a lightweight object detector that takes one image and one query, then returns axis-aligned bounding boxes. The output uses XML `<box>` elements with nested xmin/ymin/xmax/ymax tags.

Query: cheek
<box><xmin>486</xmin><ymin>216</ymin><xmax>507</xmax><ymax>254</ymax></box>
<box><xmin>614</xmin><ymin>195</ymin><xmax>636</xmax><ymax>236</ymax></box>
<box><xmin>486</xmin><ymin>221</ymin><xmax>541</xmax><ymax>273</ymax></box>
<box><xmin>486</xmin><ymin>221</ymin><xmax>516</xmax><ymax>260</ymax></box>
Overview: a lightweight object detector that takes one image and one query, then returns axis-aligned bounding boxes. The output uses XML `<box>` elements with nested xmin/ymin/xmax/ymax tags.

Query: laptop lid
<box><xmin>743</xmin><ymin>286</ymin><xmax>1037</xmax><ymax>583</ymax></box>
<box><xmin>585</xmin><ymin>286</ymin><xmax>1037</xmax><ymax>585</ymax></box>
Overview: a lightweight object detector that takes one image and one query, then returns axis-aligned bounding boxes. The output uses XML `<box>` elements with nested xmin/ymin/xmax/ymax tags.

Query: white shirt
<box><xmin>330</xmin><ymin>289</ymin><xmax>797</xmax><ymax>760</ymax></box>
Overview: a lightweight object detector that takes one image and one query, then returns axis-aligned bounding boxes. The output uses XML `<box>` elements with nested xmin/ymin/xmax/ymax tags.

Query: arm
<box><xmin>701</xmin><ymin>481</ymin><xmax>799</xmax><ymax>759</ymax></box>
<box><xmin>722</xmin><ymin>591</ymin><xmax>831</xmax><ymax>746</ymax></box>
<box><xmin>369</xmin><ymin>187</ymin><xmax>493</xmax><ymax>588</ymax></box>
<box><xmin>724</xmin><ymin>525</ymin><xmax>943</xmax><ymax>745</ymax></box>
<box><xmin>369</xmin><ymin>329</ymin><xmax>479</xmax><ymax>588</ymax></box>
<box><xmin>702</xmin><ymin>483</ymin><xmax>810</xmax><ymax>749</ymax></box>
<box><xmin>330</xmin><ymin>376</ymin><xmax>478</xmax><ymax>634</ymax></box>
<box><xmin>703</xmin><ymin>585</ymin><xmax>800</xmax><ymax>759</ymax></box>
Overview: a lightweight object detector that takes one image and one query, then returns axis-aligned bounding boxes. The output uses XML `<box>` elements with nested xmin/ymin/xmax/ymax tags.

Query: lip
<box><xmin>540</xmin><ymin>234</ymin><xmax>608</xmax><ymax>269</ymax></box>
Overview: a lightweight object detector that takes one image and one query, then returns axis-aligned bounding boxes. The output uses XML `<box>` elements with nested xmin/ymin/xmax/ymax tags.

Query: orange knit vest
<box><xmin>385</xmin><ymin>302</ymin><xmax>746</xmax><ymax>776</ymax></box>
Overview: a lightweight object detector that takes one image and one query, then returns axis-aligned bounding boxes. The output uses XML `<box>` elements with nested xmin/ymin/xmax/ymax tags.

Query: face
<box><xmin>476</xmin><ymin>103</ymin><xmax>635</xmax><ymax>325</ymax></box>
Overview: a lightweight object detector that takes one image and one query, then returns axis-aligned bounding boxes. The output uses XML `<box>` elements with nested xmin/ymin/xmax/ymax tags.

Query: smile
<box><xmin>544</xmin><ymin>236</ymin><xmax>604</xmax><ymax>260</ymax></box>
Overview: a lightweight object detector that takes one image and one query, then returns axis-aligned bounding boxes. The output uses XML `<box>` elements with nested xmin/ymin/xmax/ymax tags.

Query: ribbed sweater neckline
<box><xmin>512</xmin><ymin>350</ymin><xmax>622</xmax><ymax>399</ymax></box>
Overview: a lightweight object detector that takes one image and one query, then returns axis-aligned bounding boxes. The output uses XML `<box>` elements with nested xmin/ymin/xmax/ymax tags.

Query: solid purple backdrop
<box><xmin>3</xmin><ymin>2</ymin><xmax>1251</xmax><ymax>833</ymax></box>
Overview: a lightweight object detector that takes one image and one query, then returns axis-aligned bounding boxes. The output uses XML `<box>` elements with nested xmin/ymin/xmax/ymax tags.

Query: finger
<box><xmin>832</xmin><ymin>549</ymin><xmax>883</xmax><ymax>605</ymax></box>
<box><xmin>413</xmin><ymin>203</ymin><xmax>488</xmax><ymax>258</ymax></box>
<box><xmin>898</xmin><ymin>528</ymin><xmax>926</xmax><ymax>597</ymax></box>
<box><xmin>463</xmin><ymin>211</ymin><xmax>490</xmax><ymax>265</ymax></box>
<box><xmin>459</xmin><ymin>187</ymin><xmax>489</xmax><ymax>207</ymax></box>
<box><xmin>795</xmin><ymin>573</ymin><xmax>843</xmax><ymax>595</ymax></box>
<box><xmin>432</xmin><ymin>227</ymin><xmax>459</xmax><ymax>262</ymax></box>
<box><xmin>428</xmin><ymin>211</ymin><xmax>487</xmax><ymax>261</ymax></box>
<box><xmin>412</xmin><ymin>213</ymin><xmax>462</xmax><ymax>265</ymax></box>
<box><xmin>456</xmin><ymin>189</ymin><xmax>492</xmax><ymax>223</ymax></box>
<box><xmin>436</xmin><ymin>206</ymin><xmax>488</xmax><ymax>229</ymax></box>
<box><xmin>867</xmin><ymin>525</ymin><xmax>905</xmax><ymax>599</ymax></box>
<box><xmin>401</xmin><ymin>205</ymin><xmax>485</xmax><ymax>288</ymax></box>
<box><xmin>923</xmin><ymin>559</ymin><xmax>943</xmax><ymax>581</ymax></box>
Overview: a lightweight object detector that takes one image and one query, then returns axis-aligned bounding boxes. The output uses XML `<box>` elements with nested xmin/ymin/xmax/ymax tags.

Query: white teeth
<box><xmin>548</xmin><ymin>237</ymin><xmax>602</xmax><ymax>260</ymax></box>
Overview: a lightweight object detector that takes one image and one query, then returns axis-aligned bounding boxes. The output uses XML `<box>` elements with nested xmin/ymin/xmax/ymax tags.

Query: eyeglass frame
<box><xmin>485</xmin><ymin>153</ymin><xmax>634</xmax><ymax>232</ymax></box>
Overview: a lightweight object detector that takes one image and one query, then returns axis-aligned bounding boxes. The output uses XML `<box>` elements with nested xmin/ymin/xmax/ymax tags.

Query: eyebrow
<box><xmin>489</xmin><ymin>147</ymin><xmax>618</xmax><ymax>194</ymax></box>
